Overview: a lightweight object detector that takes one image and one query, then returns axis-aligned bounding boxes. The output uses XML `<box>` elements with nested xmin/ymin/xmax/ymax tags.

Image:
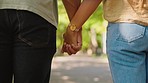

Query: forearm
<box><xmin>70</xmin><ymin>0</ymin><xmax>102</xmax><ymax>28</ymax></box>
<box><xmin>62</xmin><ymin>0</ymin><xmax>81</xmax><ymax>21</ymax></box>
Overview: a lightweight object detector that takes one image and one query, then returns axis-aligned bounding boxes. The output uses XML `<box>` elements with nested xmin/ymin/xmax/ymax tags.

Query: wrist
<box><xmin>68</xmin><ymin>23</ymin><xmax>80</xmax><ymax>32</ymax></box>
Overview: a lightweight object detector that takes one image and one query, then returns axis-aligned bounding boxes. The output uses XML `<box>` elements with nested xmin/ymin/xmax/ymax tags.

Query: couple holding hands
<box><xmin>62</xmin><ymin>0</ymin><xmax>102</xmax><ymax>55</ymax></box>
<box><xmin>0</xmin><ymin>0</ymin><xmax>148</xmax><ymax>83</ymax></box>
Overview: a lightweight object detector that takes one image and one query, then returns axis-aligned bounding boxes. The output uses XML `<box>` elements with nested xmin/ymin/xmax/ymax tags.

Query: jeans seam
<box><xmin>16</xmin><ymin>10</ymin><xmax>32</xmax><ymax>46</ymax></box>
<box><xmin>16</xmin><ymin>10</ymin><xmax>21</xmax><ymax>34</ymax></box>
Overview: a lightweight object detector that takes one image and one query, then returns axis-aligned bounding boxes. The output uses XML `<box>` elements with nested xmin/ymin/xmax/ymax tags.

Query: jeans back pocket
<box><xmin>17</xmin><ymin>10</ymin><xmax>57</xmax><ymax>48</ymax></box>
<box><xmin>116</xmin><ymin>23</ymin><xmax>145</xmax><ymax>43</ymax></box>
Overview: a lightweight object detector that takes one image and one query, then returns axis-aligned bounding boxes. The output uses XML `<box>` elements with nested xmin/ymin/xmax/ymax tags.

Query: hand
<box><xmin>61</xmin><ymin>28</ymin><xmax>82</xmax><ymax>55</ymax></box>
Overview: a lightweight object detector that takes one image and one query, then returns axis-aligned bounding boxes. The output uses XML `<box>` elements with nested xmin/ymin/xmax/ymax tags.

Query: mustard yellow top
<box><xmin>0</xmin><ymin>0</ymin><xmax>58</xmax><ymax>27</ymax></box>
<box><xmin>103</xmin><ymin>0</ymin><xmax>148</xmax><ymax>26</ymax></box>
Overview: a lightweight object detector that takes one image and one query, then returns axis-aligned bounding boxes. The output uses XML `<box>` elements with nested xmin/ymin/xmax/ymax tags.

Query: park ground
<box><xmin>50</xmin><ymin>53</ymin><xmax>113</xmax><ymax>83</ymax></box>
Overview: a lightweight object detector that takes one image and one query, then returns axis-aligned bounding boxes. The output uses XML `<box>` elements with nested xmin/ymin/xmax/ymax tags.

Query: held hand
<box><xmin>72</xmin><ymin>28</ymin><xmax>82</xmax><ymax>51</ymax></box>
<box><xmin>61</xmin><ymin>26</ymin><xmax>78</xmax><ymax>55</ymax></box>
<box><xmin>61</xmin><ymin>28</ymin><xmax>82</xmax><ymax>55</ymax></box>
<box><xmin>63</xmin><ymin>26</ymin><xmax>78</xmax><ymax>45</ymax></box>
<box><xmin>67</xmin><ymin>28</ymin><xmax>82</xmax><ymax>55</ymax></box>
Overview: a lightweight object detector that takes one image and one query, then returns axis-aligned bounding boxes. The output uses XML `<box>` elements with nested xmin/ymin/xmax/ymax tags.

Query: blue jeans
<box><xmin>106</xmin><ymin>23</ymin><xmax>148</xmax><ymax>83</ymax></box>
<box><xmin>0</xmin><ymin>9</ymin><xmax>56</xmax><ymax>83</ymax></box>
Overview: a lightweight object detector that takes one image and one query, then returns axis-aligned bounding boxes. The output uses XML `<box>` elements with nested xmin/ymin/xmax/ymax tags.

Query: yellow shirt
<box><xmin>0</xmin><ymin>0</ymin><xmax>58</xmax><ymax>27</ymax></box>
<box><xmin>103</xmin><ymin>0</ymin><xmax>148</xmax><ymax>26</ymax></box>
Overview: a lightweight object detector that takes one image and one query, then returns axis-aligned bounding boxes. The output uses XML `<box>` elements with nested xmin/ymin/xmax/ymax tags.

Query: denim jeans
<box><xmin>106</xmin><ymin>23</ymin><xmax>148</xmax><ymax>83</ymax></box>
<box><xmin>0</xmin><ymin>9</ymin><xmax>56</xmax><ymax>83</ymax></box>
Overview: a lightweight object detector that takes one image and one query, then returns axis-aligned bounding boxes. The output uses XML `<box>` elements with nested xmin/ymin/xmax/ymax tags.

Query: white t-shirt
<box><xmin>0</xmin><ymin>0</ymin><xmax>58</xmax><ymax>27</ymax></box>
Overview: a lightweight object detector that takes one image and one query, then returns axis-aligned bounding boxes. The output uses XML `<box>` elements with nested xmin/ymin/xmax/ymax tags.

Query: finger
<box><xmin>66</xmin><ymin>44</ymin><xmax>72</xmax><ymax>55</ymax></box>
<box><xmin>71</xmin><ymin>38</ymin><xmax>82</xmax><ymax>51</ymax></box>
<box><xmin>68</xmin><ymin>45</ymin><xmax>77</xmax><ymax>54</ymax></box>
<box><xmin>72</xmin><ymin>43</ymin><xmax>82</xmax><ymax>51</ymax></box>
<box><xmin>72</xmin><ymin>30</ymin><xmax>82</xmax><ymax>51</ymax></box>
<box><xmin>77</xmin><ymin>36</ymin><xmax>82</xmax><ymax>48</ymax></box>
<box><xmin>77</xmin><ymin>41</ymin><xmax>82</xmax><ymax>47</ymax></box>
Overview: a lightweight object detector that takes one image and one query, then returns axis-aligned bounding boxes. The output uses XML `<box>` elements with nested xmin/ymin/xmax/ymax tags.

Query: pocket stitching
<box><xmin>116</xmin><ymin>25</ymin><xmax>145</xmax><ymax>43</ymax></box>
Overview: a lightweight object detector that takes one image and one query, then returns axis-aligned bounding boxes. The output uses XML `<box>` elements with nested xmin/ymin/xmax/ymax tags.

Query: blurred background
<box><xmin>50</xmin><ymin>1</ymin><xmax>112</xmax><ymax>83</ymax></box>
<box><xmin>56</xmin><ymin>1</ymin><xmax>107</xmax><ymax>56</ymax></box>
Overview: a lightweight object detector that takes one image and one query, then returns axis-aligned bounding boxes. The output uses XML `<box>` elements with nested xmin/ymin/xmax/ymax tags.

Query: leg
<box><xmin>0</xmin><ymin>37</ymin><xmax>13</xmax><ymax>83</ymax></box>
<box><xmin>13</xmin><ymin>10</ymin><xmax>56</xmax><ymax>83</ymax></box>
<box><xmin>145</xmin><ymin>26</ymin><xmax>148</xmax><ymax>82</ymax></box>
<box><xmin>146</xmin><ymin>53</ymin><xmax>148</xmax><ymax>83</ymax></box>
<box><xmin>13</xmin><ymin>41</ymin><xmax>56</xmax><ymax>83</ymax></box>
<box><xmin>106</xmin><ymin>23</ymin><xmax>148</xmax><ymax>83</ymax></box>
<box><xmin>0</xmin><ymin>10</ymin><xmax>13</xmax><ymax>83</ymax></box>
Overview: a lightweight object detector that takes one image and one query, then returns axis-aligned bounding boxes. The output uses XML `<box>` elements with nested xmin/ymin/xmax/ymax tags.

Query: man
<box><xmin>0</xmin><ymin>0</ymin><xmax>58</xmax><ymax>83</ymax></box>
<box><xmin>62</xmin><ymin>0</ymin><xmax>148</xmax><ymax>83</ymax></box>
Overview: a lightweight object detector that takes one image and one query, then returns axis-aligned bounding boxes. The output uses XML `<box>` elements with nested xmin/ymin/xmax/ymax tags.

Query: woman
<box><xmin>62</xmin><ymin>0</ymin><xmax>148</xmax><ymax>83</ymax></box>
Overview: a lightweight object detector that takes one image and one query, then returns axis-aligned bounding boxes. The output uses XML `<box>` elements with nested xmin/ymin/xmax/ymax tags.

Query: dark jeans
<box><xmin>0</xmin><ymin>9</ymin><xmax>56</xmax><ymax>83</ymax></box>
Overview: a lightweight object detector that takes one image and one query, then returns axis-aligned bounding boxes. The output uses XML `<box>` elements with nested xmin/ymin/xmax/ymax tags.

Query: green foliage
<box><xmin>57</xmin><ymin>1</ymin><xmax>106</xmax><ymax>51</ymax></box>
<box><xmin>56</xmin><ymin>1</ymin><xmax>69</xmax><ymax>48</ymax></box>
<box><xmin>82</xmin><ymin>3</ymin><xmax>106</xmax><ymax>49</ymax></box>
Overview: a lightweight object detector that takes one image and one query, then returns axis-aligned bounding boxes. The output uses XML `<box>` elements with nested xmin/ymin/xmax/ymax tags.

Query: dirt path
<box><xmin>50</xmin><ymin>55</ymin><xmax>112</xmax><ymax>83</ymax></box>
